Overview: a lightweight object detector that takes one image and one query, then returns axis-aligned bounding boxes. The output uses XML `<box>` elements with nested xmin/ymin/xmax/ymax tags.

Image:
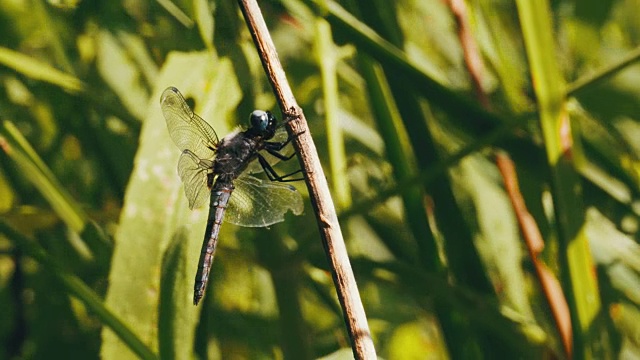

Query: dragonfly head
<box><xmin>248</xmin><ymin>110</ymin><xmax>277</xmax><ymax>139</ymax></box>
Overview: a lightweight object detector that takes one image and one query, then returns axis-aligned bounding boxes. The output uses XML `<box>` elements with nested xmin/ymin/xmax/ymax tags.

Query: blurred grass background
<box><xmin>1</xmin><ymin>0</ymin><xmax>640</xmax><ymax>359</ymax></box>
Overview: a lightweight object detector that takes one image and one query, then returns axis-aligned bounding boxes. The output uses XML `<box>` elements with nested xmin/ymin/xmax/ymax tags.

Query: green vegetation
<box><xmin>1</xmin><ymin>0</ymin><xmax>640</xmax><ymax>358</ymax></box>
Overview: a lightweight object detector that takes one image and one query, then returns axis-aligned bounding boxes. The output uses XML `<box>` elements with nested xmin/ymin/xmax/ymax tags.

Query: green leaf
<box><xmin>0</xmin><ymin>121</ymin><xmax>86</xmax><ymax>234</ymax></box>
<box><xmin>159</xmin><ymin>226</ymin><xmax>197</xmax><ymax>359</ymax></box>
<box><xmin>0</xmin><ymin>220</ymin><xmax>156</xmax><ymax>360</ymax></box>
<box><xmin>194</xmin><ymin>0</ymin><xmax>215</xmax><ymax>51</ymax></box>
<box><xmin>95</xmin><ymin>30</ymin><xmax>154</xmax><ymax>120</ymax></box>
<box><xmin>0</xmin><ymin>47</ymin><xmax>84</xmax><ymax>93</ymax></box>
<box><xmin>100</xmin><ymin>51</ymin><xmax>241</xmax><ymax>359</ymax></box>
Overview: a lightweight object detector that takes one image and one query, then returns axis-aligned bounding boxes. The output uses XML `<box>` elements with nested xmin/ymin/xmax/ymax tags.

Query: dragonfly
<box><xmin>160</xmin><ymin>86</ymin><xmax>304</xmax><ymax>305</ymax></box>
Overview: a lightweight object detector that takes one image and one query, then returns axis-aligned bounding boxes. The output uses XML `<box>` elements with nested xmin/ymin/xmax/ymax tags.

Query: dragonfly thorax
<box><xmin>212</xmin><ymin>131</ymin><xmax>257</xmax><ymax>179</ymax></box>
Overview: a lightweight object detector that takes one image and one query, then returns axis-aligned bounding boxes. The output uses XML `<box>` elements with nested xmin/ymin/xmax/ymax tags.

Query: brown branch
<box><xmin>447</xmin><ymin>0</ymin><xmax>489</xmax><ymax>108</ymax></box>
<box><xmin>237</xmin><ymin>1</ymin><xmax>377</xmax><ymax>359</ymax></box>
<box><xmin>495</xmin><ymin>152</ymin><xmax>572</xmax><ymax>359</ymax></box>
<box><xmin>445</xmin><ymin>6</ymin><xmax>573</xmax><ymax>352</ymax></box>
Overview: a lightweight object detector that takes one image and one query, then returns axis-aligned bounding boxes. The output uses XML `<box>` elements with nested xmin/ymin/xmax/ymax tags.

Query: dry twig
<box><xmin>495</xmin><ymin>152</ymin><xmax>572</xmax><ymax>358</ymax></box>
<box><xmin>447</xmin><ymin>0</ymin><xmax>489</xmax><ymax>107</ymax></box>
<box><xmin>237</xmin><ymin>1</ymin><xmax>377</xmax><ymax>358</ymax></box>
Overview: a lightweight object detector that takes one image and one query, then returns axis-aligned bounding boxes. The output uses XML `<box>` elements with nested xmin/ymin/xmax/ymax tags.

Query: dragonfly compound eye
<box><xmin>250</xmin><ymin>110</ymin><xmax>269</xmax><ymax>132</ymax></box>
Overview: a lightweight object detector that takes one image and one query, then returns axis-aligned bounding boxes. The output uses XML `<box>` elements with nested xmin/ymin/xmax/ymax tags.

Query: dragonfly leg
<box><xmin>264</xmin><ymin>133</ymin><xmax>294</xmax><ymax>152</ymax></box>
<box><xmin>264</xmin><ymin>129</ymin><xmax>302</xmax><ymax>162</ymax></box>
<box><xmin>257</xmin><ymin>153</ymin><xmax>304</xmax><ymax>182</ymax></box>
<box><xmin>265</xmin><ymin>147</ymin><xmax>297</xmax><ymax>161</ymax></box>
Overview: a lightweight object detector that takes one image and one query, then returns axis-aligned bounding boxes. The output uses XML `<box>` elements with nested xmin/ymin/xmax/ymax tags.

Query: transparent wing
<box><xmin>225</xmin><ymin>174</ymin><xmax>303</xmax><ymax>227</ymax></box>
<box><xmin>160</xmin><ymin>86</ymin><xmax>219</xmax><ymax>160</ymax></box>
<box><xmin>178</xmin><ymin>150</ymin><xmax>213</xmax><ymax>209</ymax></box>
<box><xmin>245</xmin><ymin>125</ymin><xmax>295</xmax><ymax>174</ymax></box>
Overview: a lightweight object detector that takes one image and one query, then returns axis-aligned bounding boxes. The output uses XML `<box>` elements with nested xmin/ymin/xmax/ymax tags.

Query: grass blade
<box><xmin>516</xmin><ymin>0</ymin><xmax>609</xmax><ymax>357</ymax></box>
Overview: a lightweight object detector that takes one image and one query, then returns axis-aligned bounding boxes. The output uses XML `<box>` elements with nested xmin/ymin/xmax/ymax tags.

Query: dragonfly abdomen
<box><xmin>193</xmin><ymin>181</ymin><xmax>235</xmax><ymax>305</ymax></box>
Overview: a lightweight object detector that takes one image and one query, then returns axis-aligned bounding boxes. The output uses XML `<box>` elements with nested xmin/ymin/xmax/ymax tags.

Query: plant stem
<box><xmin>236</xmin><ymin>1</ymin><xmax>377</xmax><ymax>358</ymax></box>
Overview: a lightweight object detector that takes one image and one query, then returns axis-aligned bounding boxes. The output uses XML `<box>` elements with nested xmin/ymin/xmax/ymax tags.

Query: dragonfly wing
<box><xmin>178</xmin><ymin>150</ymin><xmax>213</xmax><ymax>209</ymax></box>
<box><xmin>226</xmin><ymin>174</ymin><xmax>303</xmax><ymax>227</ymax></box>
<box><xmin>160</xmin><ymin>87</ymin><xmax>219</xmax><ymax>160</ymax></box>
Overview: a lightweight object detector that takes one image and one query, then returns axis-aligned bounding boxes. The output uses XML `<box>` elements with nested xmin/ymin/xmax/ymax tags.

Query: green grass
<box><xmin>1</xmin><ymin>0</ymin><xmax>640</xmax><ymax>358</ymax></box>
